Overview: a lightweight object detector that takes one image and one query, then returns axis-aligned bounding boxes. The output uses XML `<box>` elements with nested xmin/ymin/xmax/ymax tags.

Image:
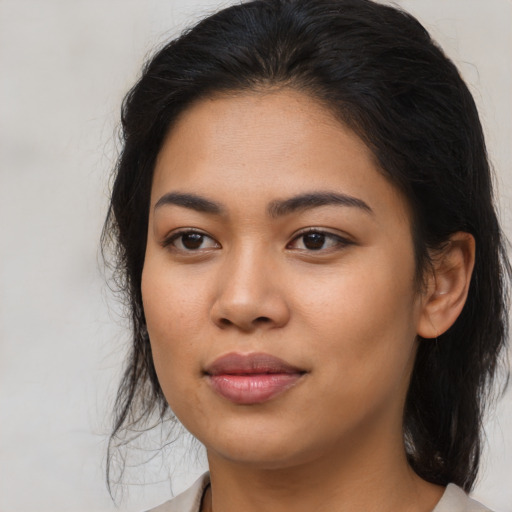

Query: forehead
<box><xmin>151</xmin><ymin>88</ymin><xmax>410</xmax><ymax>225</ymax></box>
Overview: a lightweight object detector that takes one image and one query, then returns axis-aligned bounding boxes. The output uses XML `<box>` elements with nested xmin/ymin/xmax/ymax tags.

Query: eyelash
<box><xmin>161</xmin><ymin>228</ymin><xmax>352</xmax><ymax>253</ymax></box>
<box><xmin>162</xmin><ymin>229</ymin><xmax>220</xmax><ymax>252</ymax></box>
<box><xmin>286</xmin><ymin>228</ymin><xmax>353</xmax><ymax>252</ymax></box>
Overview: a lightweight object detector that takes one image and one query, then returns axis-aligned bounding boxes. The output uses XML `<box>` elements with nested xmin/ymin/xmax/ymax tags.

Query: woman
<box><xmin>102</xmin><ymin>0</ymin><xmax>510</xmax><ymax>510</ymax></box>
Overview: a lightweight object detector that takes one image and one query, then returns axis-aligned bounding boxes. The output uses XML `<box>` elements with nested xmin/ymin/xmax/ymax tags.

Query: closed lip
<box><xmin>204</xmin><ymin>352</ymin><xmax>306</xmax><ymax>405</ymax></box>
<box><xmin>204</xmin><ymin>352</ymin><xmax>305</xmax><ymax>376</ymax></box>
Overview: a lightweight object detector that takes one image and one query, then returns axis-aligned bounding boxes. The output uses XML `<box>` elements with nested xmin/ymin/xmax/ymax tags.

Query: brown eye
<box><xmin>165</xmin><ymin>230</ymin><xmax>220</xmax><ymax>252</ymax></box>
<box><xmin>287</xmin><ymin>229</ymin><xmax>351</xmax><ymax>252</ymax></box>
<box><xmin>302</xmin><ymin>233</ymin><xmax>326</xmax><ymax>250</ymax></box>
<box><xmin>181</xmin><ymin>233</ymin><xmax>205</xmax><ymax>250</ymax></box>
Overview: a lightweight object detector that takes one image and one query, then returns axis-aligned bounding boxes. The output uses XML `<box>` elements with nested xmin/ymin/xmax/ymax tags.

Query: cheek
<box><xmin>295</xmin><ymin>250</ymin><xmax>419</xmax><ymax>392</ymax></box>
<box><xmin>142</xmin><ymin>255</ymin><xmax>211</xmax><ymax>337</ymax></box>
<box><xmin>141</xmin><ymin>262</ymin><xmax>209</xmax><ymax>403</ymax></box>
<box><xmin>300</xmin><ymin>253</ymin><xmax>417</xmax><ymax>333</ymax></box>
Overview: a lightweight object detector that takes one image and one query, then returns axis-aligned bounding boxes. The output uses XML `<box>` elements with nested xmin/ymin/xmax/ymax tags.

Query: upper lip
<box><xmin>204</xmin><ymin>352</ymin><xmax>305</xmax><ymax>376</ymax></box>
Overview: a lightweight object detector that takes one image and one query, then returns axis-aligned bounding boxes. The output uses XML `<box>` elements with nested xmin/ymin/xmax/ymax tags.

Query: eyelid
<box><xmin>161</xmin><ymin>228</ymin><xmax>221</xmax><ymax>251</ymax></box>
<box><xmin>286</xmin><ymin>227</ymin><xmax>354</xmax><ymax>250</ymax></box>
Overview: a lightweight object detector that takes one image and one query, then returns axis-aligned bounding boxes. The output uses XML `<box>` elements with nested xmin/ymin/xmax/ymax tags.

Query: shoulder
<box><xmin>433</xmin><ymin>484</ymin><xmax>493</xmax><ymax>512</ymax></box>
<box><xmin>145</xmin><ymin>476</ymin><xmax>493</xmax><ymax>512</ymax></box>
<box><xmin>144</xmin><ymin>473</ymin><xmax>210</xmax><ymax>512</ymax></box>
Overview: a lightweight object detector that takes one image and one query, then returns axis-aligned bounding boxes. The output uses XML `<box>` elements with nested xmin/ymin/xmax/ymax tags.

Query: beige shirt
<box><xmin>146</xmin><ymin>473</ymin><xmax>492</xmax><ymax>512</ymax></box>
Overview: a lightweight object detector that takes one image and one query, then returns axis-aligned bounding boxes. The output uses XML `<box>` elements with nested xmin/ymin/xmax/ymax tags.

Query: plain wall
<box><xmin>0</xmin><ymin>1</ymin><xmax>510</xmax><ymax>511</ymax></box>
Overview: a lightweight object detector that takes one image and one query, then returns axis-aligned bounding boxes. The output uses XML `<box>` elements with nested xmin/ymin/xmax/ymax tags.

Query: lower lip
<box><xmin>207</xmin><ymin>373</ymin><xmax>303</xmax><ymax>405</ymax></box>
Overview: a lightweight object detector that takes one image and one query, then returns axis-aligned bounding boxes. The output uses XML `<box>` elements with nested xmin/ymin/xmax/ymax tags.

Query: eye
<box><xmin>287</xmin><ymin>229</ymin><xmax>351</xmax><ymax>251</ymax></box>
<box><xmin>163</xmin><ymin>230</ymin><xmax>220</xmax><ymax>252</ymax></box>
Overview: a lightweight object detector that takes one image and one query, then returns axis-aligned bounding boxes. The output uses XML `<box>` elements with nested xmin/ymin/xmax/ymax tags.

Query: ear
<box><xmin>417</xmin><ymin>232</ymin><xmax>475</xmax><ymax>339</ymax></box>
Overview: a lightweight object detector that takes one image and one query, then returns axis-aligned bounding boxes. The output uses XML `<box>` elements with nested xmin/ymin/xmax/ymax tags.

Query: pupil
<box><xmin>304</xmin><ymin>233</ymin><xmax>325</xmax><ymax>250</ymax></box>
<box><xmin>182</xmin><ymin>233</ymin><xmax>203</xmax><ymax>249</ymax></box>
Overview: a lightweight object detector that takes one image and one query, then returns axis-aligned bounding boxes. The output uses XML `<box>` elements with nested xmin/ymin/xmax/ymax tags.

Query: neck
<box><xmin>201</xmin><ymin>426</ymin><xmax>443</xmax><ymax>512</ymax></box>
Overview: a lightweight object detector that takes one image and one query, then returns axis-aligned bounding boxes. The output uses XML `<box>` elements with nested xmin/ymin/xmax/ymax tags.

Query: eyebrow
<box><xmin>154</xmin><ymin>190</ymin><xmax>372</xmax><ymax>217</ymax></box>
<box><xmin>267</xmin><ymin>192</ymin><xmax>373</xmax><ymax>218</ymax></box>
<box><xmin>154</xmin><ymin>192</ymin><xmax>225</xmax><ymax>215</ymax></box>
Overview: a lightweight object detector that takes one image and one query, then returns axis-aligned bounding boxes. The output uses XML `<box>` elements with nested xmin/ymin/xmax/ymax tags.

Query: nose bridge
<box><xmin>211</xmin><ymin>240</ymin><xmax>289</xmax><ymax>330</ymax></box>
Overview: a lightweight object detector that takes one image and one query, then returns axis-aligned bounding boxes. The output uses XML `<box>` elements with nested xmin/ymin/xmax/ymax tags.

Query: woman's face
<box><xmin>142</xmin><ymin>89</ymin><xmax>426</xmax><ymax>469</ymax></box>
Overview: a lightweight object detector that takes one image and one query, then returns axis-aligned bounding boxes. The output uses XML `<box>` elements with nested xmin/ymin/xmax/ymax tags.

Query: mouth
<box><xmin>204</xmin><ymin>352</ymin><xmax>306</xmax><ymax>405</ymax></box>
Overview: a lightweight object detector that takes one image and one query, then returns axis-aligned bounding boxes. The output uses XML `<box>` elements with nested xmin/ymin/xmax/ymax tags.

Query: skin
<box><xmin>141</xmin><ymin>89</ymin><xmax>474</xmax><ymax>512</ymax></box>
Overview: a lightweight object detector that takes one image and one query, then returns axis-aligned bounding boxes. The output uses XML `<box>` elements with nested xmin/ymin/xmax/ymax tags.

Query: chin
<box><xmin>195</xmin><ymin>419</ymin><xmax>324</xmax><ymax>470</ymax></box>
<box><xmin>210</xmin><ymin>443</ymin><xmax>311</xmax><ymax>470</ymax></box>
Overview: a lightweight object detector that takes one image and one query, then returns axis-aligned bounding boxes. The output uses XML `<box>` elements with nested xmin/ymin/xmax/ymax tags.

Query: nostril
<box><xmin>216</xmin><ymin>316</ymin><xmax>272</xmax><ymax>329</ymax></box>
<box><xmin>254</xmin><ymin>316</ymin><xmax>271</xmax><ymax>324</ymax></box>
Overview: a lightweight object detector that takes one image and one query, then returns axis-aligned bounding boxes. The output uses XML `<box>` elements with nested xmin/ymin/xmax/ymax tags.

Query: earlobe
<box><xmin>417</xmin><ymin>232</ymin><xmax>475</xmax><ymax>339</ymax></box>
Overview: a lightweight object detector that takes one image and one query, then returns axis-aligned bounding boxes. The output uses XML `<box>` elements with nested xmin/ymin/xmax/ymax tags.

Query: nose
<box><xmin>210</xmin><ymin>247</ymin><xmax>290</xmax><ymax>332</ymax></box>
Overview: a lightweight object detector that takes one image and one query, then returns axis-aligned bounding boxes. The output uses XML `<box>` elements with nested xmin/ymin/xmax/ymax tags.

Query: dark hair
<box><xmin>103</xmin><ymin>0</ymin><xmax>510</xmax><ymax>493</ymax></box>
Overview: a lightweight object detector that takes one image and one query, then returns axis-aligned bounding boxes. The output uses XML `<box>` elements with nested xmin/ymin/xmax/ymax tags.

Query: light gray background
<box><xmin>0</xmin><ymin>1</ymin><xmax>510</xmax><ymax>511</ymax></box>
